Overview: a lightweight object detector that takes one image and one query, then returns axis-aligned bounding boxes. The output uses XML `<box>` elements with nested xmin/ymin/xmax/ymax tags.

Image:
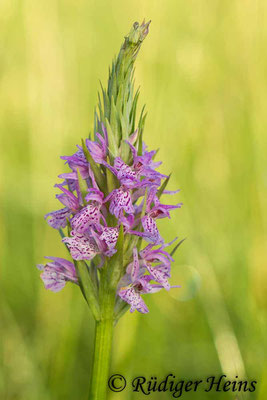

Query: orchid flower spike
<box><xmin>37</xmin><ymin>21</ymin><xmax>184</xmax><ymax>319</ymax></box>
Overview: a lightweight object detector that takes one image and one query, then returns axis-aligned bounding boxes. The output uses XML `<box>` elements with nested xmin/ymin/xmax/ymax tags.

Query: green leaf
<box><xmin>120</xmin><ymin>109</ymin><xmax>130</xmax><ymax>161</ymax></box>
<box><xmin>58</xmin><ymin>228</ymin><xmax>65</xmax><ymax>240</ymax></box>
<box><xmin>120</xmin><ymin>107</ymin><xmax>127</xmax><ymax>133</ymax></box>
<box><xmin>97</xmin><ymin>92</ymin><xmax>105</xmax><ymax>122</ymax></box>
<box><xmin>137</xmin><ymin>105</ymin><xmax>147</xmax><ymax>155</ymax></box>
<box><xmin>152</xmin><ymin>148</ymin><xmax>159</xmax><ymax>160</ymax></box>
<box><xmin>105</xmin><ymin>118</ymin><xmax>119</xmax><ymax>158</ymax></box>
<box><xmin>111</xmin><ymin>71</ymin><xmax>117</xmax><ymax>101</ymax></box>
<box><xmin>125</xmin><ymin>88</ymin><xmax>133</xmax><ymax>123</ymax></box>
<box><xmin>100</xmin><ymin>83</ymin><xmax>110</xmax><ymax>120</ymax></box>
<box><xmin>158</xmin><ymin>174</ymin><xmax>171</xmax><ymax>199</ymax></box>
<box><xmin>108</xmin><ymin>61</ymin><xmax>116</xmax><ymax>99</ymax></box>
<box><xmin>75</xmin><ymin>260</ymin><xmax>101</xmax><ymax>321</ymax></box>
<box><xmin>90</xmin><ymin>259</ymin><xmax>99</xmax><ymax>290</ymax></box>
<box><xmin>114</xmin><ymin>299</ymin><xmax>130</xmax><ymax>322</ymax></box>
<box><xmin>110</xmin><ymin>96</ymin><xmax>121</xmax><ymax>145</ymax></box>
<box><xmin>130</xmin><ymin>87</ymin><xmax>140</xmax><ymax>133</ymax></box>
<box><xmin>106</xmin><ymin>155</ymin><xmax>118</xmax><ymax>193</ymax></box>
<box><xmin>116</xmin><ymin>84</ymin><xmax>124</xmax><ymax>113</ymax></box>
<box><xmin>59</xmin><ymin>228</ymin><xmax>70</xmax><ymax>253</ymax></box>
<box><xmin>170</xmin><ymin>238</ymin><xmax>187</xmax><ymax>257</ymax></box>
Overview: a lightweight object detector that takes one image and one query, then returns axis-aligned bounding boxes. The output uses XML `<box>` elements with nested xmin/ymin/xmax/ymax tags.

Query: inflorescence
<box><xmin>37</xmin><ymin>21</ymin><xmax>183</xmax><ymax>314</ymax></box>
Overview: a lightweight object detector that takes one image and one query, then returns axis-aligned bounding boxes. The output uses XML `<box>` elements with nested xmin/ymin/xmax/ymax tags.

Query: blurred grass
<box><xmin>1</xmin><ymin>0</ymin><xmax>267</xmax><ymax>399</ymax></box>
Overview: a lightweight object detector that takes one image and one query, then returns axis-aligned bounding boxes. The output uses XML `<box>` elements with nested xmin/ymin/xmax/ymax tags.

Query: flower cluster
<box><xmin>37</xmin><ymin>21</ymin><xmax>183</xmax><ymax>314</ymax></box>
<box><xmin>38</xmin><ymin>132</ymin><xmax>182</xmax><ymax>313</ymax></box>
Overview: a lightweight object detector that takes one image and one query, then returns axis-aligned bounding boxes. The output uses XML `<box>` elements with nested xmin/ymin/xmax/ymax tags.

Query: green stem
<box><xmin>89</xmin><ymin>266</ymin><xmax>116</xmax><ymax>400</ymax></box>
<box><xmin>89</xmin><ymin>318</ymin><xmax>114</xmax><ymax>400</ymax></box>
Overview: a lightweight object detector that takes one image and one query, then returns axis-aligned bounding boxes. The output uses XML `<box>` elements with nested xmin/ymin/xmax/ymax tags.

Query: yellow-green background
<box><xmin>1</xmin><ymin>0</ymin><xmax>267</xmax><ymax>399</ymax></box>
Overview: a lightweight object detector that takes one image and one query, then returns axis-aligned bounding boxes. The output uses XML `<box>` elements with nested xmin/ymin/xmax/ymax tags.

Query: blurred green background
<box><xmin>1</xmin><ymin>0</ymin><xmax>267</xmax><ymax>399</ymax></box>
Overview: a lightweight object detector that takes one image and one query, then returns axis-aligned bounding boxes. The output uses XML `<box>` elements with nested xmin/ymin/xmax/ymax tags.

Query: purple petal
<box><xmin>141</xmin><ymin>216</ymin><xmax>163</xmax><ymax>244</ymax></box>
<box><xmin>106</xmin><ymin>188</ymin><xmax>134</xmax><ymax>218</ymax></box>
<box><xmin>126</xmin><ymin>248</ymin><xmax>140</xmax><ymax>281</ymax></box>
<box><xmin>118</xmin><ymin>287</ymin><xmax>149</xmax><ymax>313</ymax></box>
<box><xmin>99</xmin><ymin>227</ymin><xmax>119</xmax><ymax>255</ymax></box>
<box><xmin>71</xmin><ymin>204</ymin><xmax>100</xmax><ymax>233</ymax></box>
<box><xmin>146</xmin><ymin>265</ymin><xmax>170</xmax><ymax>290</ymax></box>
<box><xmin>85</xmin><ymin>188</ymin><xmax>104</xmax><ymax>204</ymax></box>
<box><xmin>37</xmin><ymin>257</ymin><xmax>77</xmax><ymax>292</ymax></box>
<box><xmin>128</xmin><ymin>129</ymin><xmax>138</xmax><ymax>145</ymax></box>
<box><xmin>162</xmin><ymin>189</ymin><xmax>181</xmax><ymax>195</ymax></box>
<box><xmin>45</xmin><ymin>208</ymin><xmax>72</xmax><ymax>229</ymax></box>
<box><xmin>55</xmin><ymin>184</ymin><xmax>80</xmax><ymax>211</ymax></box>
<box><xmin>86</xmin><ymin>137</ymin><xmax>107</xmax><ymax>164</ymax></box>
<box><xmin>149</xmin><ymin>203</ymin><xmax>183</xmax><ymax>219</ymax></box>
<box><xmin>62</xmin><ymin>232</ymin><xmax>99</xmax><ymax>260</ymax></box>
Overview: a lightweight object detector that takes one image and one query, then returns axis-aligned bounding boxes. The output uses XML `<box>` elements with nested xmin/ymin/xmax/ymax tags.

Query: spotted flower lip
<box><xmin>37</xmin><ymin>257</ymin><xmax>77</xmax><ymax>292</ymax></box>
<box><xmin>118</xmin><ymin>286</ymin><xmax>149</xmax><ymax>313</ymax></box>
<box><xmin>130</xmin><ymin>215</ymin><xmax>164</xmax><ymax>245</ymax></box>
<box><xmin>99</xmin><ymin>227</ymin><xmax>119</xmax><ymax>256</ymax></box>
<box><xmin>71</xmin><ymin>204</ymin><xmax>101</xmax><ymax>233</ymax></box>
<box><xmin>104</xmin><ymin>187</ymin><xmax>134</xmax><ymax>218</ymax></box>
<box><xmin>62</xmin><ymin>232</ymin><xmax>99</xmax><ymax>260</ymax></box>
<box><xmin>146</xmin><ymin>264</ymin><xmax>171</xmax><ymax>290</ymax></box>
<box><xmin>141</xmin><ymin>215</ymin><xmax>164</xmax><ymax>244</ymax></box>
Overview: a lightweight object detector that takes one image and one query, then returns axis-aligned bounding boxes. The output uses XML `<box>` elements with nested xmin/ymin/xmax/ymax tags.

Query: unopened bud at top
<box><xmin>126</xmin><ymin>20</ymin><xmax>151</xmax><ymax>46</ymax></box>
